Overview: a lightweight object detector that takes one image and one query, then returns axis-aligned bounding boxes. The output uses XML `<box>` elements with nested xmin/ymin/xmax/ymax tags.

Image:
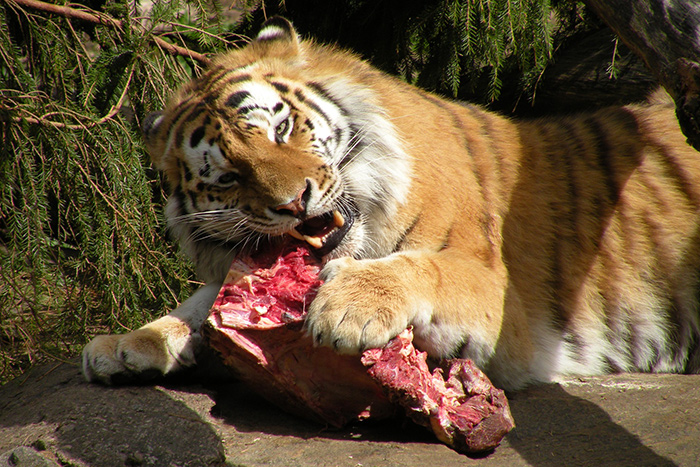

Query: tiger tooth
<box><xmin>332</xmin><ymin>210</ymin><xmax>345</xmax><ymax>228</ymax></box>
<box><xmin>304</xmin><ymin>235</ymin><xmax>324</xmax><ymax>249</ymax></box>
<box><xmin>288</xmin><ymin>229</ymin><xmax>305</xmax><ymax>241</ymax></box>
<box><xmin>287</xmin><ymin>228</ymin><xmax>324</xmax><ymax>249</ymax></box>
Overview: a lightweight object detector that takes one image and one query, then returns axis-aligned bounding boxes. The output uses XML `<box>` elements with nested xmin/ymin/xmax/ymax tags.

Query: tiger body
<box><xmin>82</xmin><ymin>18</ymin><xmax>700</xmax><ymax>390</ymax></box>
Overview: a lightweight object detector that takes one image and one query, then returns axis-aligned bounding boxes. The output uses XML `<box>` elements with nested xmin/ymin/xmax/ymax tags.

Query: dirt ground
<box><xmin>1</xmin><ymin>361</ymin><xmax>698</xmax><ymax>467</ymax></box>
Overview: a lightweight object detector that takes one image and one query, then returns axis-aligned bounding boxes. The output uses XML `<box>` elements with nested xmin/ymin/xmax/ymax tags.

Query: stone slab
<box><xmin>1</xmin><ymin>362</ymin><xmax>697</xmax><ymax>466</ymax></box>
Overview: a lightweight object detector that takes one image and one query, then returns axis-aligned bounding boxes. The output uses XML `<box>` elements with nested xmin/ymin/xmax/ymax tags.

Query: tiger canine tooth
<box><xmin>288</xmin><ymin>229</ymin><xmax>306</xmax><ymax>242</ymax></box>
<box><xmin>304</xmin><ymin>235</ymin><xmax>324</xmax><ymax>249</ymax></box>
<box><xmin>333</xmin><ymin>210</ymin><xmax>345</xmax><ymax>228</ymax></box>
<box><xmin>287</xmin><ymin>228</ymin><xmax>324</xmax><ymax>249</ymax></box>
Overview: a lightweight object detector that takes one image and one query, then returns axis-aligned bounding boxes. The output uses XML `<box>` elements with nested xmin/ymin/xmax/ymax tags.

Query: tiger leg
<box><xmin>305</xmin><ymin>249</ymin><xmax>533</xmax><ymax>389</ymax></box>
<box><xmin>81</xmin><ymin>283</ymin><xmax>221</xmax><ymax>384</ymax></box>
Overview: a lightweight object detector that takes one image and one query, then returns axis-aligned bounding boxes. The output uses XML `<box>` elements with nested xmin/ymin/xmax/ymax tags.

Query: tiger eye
<box><xmin>217</xmin><ymin>172</ymin><xmax>239</xmax><ymax>185</ymax></box>
<box><xmin>276</xmin><ymin>120</ymin><xmax>289</xmax><ymax>135</ymax></box>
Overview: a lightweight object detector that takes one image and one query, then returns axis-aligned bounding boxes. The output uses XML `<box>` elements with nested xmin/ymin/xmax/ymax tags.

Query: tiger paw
<box><xmin>81</xmin><ymin>318</ymin><xmax>198</xmax><ymax>384</ymax></box>
<box><xmin>306</xmin><ymin>257</ymin><xmax>417</xmax><ymax>354</ymax></box>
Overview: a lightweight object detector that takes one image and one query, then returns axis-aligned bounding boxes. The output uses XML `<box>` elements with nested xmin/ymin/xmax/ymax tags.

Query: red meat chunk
<box><xmin>203</xmin><ymin>241</ymin><xmax>515</xmax><ymax>454</ymax></box>
<box><xmin>362</xmin><ymin>329</ymin><xmax>515</xmax><ymax>453</ymax></box>
<box><xmin>212</xmin><ymin>243</ymin><xmax>322</xmax><ymax>330</ymax></box>
<box><xmin>203</xmin><ymin>242</ymin><xmax>394</xmax><ymax>427</ymax></box>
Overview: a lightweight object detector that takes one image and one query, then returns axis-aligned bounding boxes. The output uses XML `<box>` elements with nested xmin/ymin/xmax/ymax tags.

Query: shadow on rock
<box><xmin>207</xmin><ymin>377</ymin><xmax>438</xmax><ymax>444</ymax></box>
<box><xmin>0</xmin><ymin>363</ymin><xmax>226</xmax><ymax>467</ymax></box>
<box><xmin>2</xmin><ymin>361</ymin><xmax>687</xmax><ymax>467</ymax></box>
<box><xmin>506</xmin><ymin>383</ymin><xmax>677</xmax><ymax>467</ymax></box>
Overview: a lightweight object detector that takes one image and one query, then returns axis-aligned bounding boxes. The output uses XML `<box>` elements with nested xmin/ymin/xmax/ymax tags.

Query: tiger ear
<box><xmin>252</xmin><ymin>16</ymin><xmax>300</xmax><ymax>58</ymax></box>
<box><xmin>142</xmin><ymin>111</ymin><xmax>163</xmax><ymax>141</ymax></box>
<box><xmin>142</xmin><ymin>111</ymin><xmax>166</xmax><ymax>168</ymax></box>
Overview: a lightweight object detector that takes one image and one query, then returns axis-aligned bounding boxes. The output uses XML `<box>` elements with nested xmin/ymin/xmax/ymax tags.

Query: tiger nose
<box><xmin>272</xmin><ymin>181</ymin><xmax>311</xmax><ymax>218</ymax></box>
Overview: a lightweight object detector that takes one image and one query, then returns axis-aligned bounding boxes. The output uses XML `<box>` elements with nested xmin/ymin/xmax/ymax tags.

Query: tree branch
<box><xmin>586</xmin><ymin>0</ymin><xmax>700</xmax><ymax>151</ymax></box>
<box><xmin>6</xmin><ymin>0</ymin><xmax>212</xmax><ymax>67</ymax></box>
<box><xmin>2</xmin><ymin>64</ymin><xmax>136</xmax><ymax>129</ymax></box>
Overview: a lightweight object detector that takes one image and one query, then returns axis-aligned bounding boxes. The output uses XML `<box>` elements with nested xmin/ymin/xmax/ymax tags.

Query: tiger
<box><xmin>82</xmin><ymin>16</ymin><xmax>700</xmax><ymax>390</ymax></box>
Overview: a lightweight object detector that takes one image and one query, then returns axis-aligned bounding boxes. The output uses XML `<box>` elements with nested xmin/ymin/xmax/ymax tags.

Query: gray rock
<box><xmin>0</xmin><ymin>446</ymin><xmax>59</xmax><ymax>467</ymax></box>
<box><xmin>1</xmin><ymin>362</ymin><xmax>698</xmax><ymax>467</ymax></box>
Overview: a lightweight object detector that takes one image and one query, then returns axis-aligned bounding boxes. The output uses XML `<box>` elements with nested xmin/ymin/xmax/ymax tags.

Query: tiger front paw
<box><xmin>305</xmin><ymin>257</ymin><xmax>418</xmax><ymax>354</ymax></box>
<box><xmin>82</xmin><ymin>317</ymin><xmax>198</xmax><ymax>385</ymax></box>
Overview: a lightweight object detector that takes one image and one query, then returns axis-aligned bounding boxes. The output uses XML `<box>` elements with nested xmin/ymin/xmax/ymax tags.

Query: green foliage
<box><xmin>236</xmin><ymin>0</ymin><xmax>593</xmax><ymax>105</ymax></box>
<box><xmin>0</xmin><ymin>0</ymin><xmax>241</xmax><ymax>383</ymax></box>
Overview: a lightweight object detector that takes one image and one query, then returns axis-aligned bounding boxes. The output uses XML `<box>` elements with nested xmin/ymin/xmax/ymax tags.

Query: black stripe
<box><xmin>563</xmin><ymin>331</ymin><xmax>587</xmax><ymax>364</ymax></box>
<box><xmin>196</xmin><ymin>73</ymin><xmax>252</xmax><ymax>108</ymax></box>
<box><xmin>566</xmin><ymin>120</ymin><xmax>622</xmax><ymax>332</ymax></box>
<box><xmin>225</xmin><ymin>91</ymin><xmax>251</xmax><ymax>109</ymax></box>
<box><xmin>189</xmin><ymin>126</ymin><xmax>205</xmax><ymax>148</ymax></box>
<box><xmin>302</xmin><ymin>97</ymin><xmax>333</xmax><ymax>130</ymax></box>
<box><xmin>585</xmin><ymin>116</ymin><xmax>620</xmax><ymax>207</ymax></box>
<box><xmin>392</xmin><ymin>214</ymin><xmax>422</xmax><ymax>253</ymax></box>
<box><xmin>462</xmin><ymin>104</ymin><xmax>504</xmax><ymax>179</ymax></box>
<box><xmin>294</xmin><ymin>89</ymin><xmax>306</xmax><ymax>102</ymax></box>
<box><xmin>439</xmin><ymin>225</ymin><xmax>454</xmax><ymax>252</ymax></box>
<box><xmin>420</xmin><ymin>91</ymin><xmax>499</xmax><ymax>263</ymax></box>
<box><xmin>558</xmin><ymin>121</ymin><xmax>584</xmax><ymax>240</ymax></box>
<box><xmin>636</xmin><ymin>164</ymin><xmax>685</xmax><ymax>328</ymax></box>
<box><xmin>199</xmin><ymin>162</ymin><xmax>211</xmax><ymax>178</ymax></box>
<box><xmin>173</xmin><ymin>103</ymin><xmax>206</xmax><ymax>149</ymax></box>
<box><xmin>182</xmin><ymin>161</ymin><xmax>192</xmax><ymax>182</ymax></box>
<box><xmin>237</xmin><ymin>105</ymin><xmax>263</xmax><ymax>115</ymax></box>
<box><xmin>206</xmin><ymin>72</ymin><xmax>252</xmax><ymax>95</ymax></box>
<box><xmin>536</xmin><ymin>123</ymin><xmax>573</xmax><ymax>329</ymax></box>
<box><xmin>169</xmin><ymin>94</ymin><xmax>197</xmax><ymax>121</ymax></box>
<box><xmin>271</xmin><ymin>81</ymin><xmax>289</xmax><ymax>94</ymax></box>
<box><xmin>172</xmin><ymin>186</ymin><xmax>188</xmax><ymax>213</ymax></box>
<box><xmin>649</xmin><ymin>140</ymin><xmax>700</xmax><ymax>209</ymax></box>
<box><xmin>305</xmin><ymin>82</ymin><xmax>348</xmax><ymax>116</ymax></box>
<box><xmin>196</xmin><ymin>67</ymin><xmax>228</xmax><ymax>92</ymax></box>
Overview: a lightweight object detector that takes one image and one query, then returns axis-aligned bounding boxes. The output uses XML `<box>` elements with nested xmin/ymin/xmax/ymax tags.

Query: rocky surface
<box><xmin>1</xmin><ymin>361</ymin><xmax>698</xmax><ymax>466</ymax></box>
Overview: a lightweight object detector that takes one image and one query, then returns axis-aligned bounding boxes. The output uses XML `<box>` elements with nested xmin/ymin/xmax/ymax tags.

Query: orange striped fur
<box><xmin>83</xmin><ymin>17</ymin><xmax>700</xmax><ymax>389</ymax></box>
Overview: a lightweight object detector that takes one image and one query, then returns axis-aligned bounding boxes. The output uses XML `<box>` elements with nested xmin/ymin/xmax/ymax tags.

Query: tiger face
<box><xmin>143</xmin><ymin>18</ymin><xmax>410</xmax><ymax>280</ymax></box>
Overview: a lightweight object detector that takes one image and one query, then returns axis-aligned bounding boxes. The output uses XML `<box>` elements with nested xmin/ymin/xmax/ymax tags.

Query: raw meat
<box><xmin>203</xmin><ymin>241</ymin><xmax>394</xmax><ymax>427</ymax></box>
<box><xmin>203</xmin><ymin>241</ymin><xmax>514</xmax><ymax>453</ymax></box>
<box><xmin>362</xmin><ymin>329</ymin><xmax>516</xmax><ymax>453</ymax></box>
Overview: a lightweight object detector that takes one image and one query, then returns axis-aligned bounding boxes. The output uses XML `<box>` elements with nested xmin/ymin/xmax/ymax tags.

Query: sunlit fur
<box><xmin>143</xmin><ymin>18</ymin><xmax>700</xmax><ymax>389</ymax></box>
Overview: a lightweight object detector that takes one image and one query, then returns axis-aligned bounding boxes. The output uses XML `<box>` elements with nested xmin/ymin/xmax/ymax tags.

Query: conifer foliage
<box><xmin>236</xmin><ymin>0</ymin><xmax>591</xmax><ymax>104</ymax></box>
<box><xmin>0</xmin><ymin>0</ymin><xmax>251</xmax><ymax>382</ymax></box>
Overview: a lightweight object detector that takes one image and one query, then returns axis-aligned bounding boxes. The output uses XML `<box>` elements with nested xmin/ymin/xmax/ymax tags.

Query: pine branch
<box><xmin>5</xmin><ymin>0</ymin><xmax>212</xmax><ymax>66</ymax></box>
<box><xmin>1</xmin><ymin>0</ymin><xmax>199</xmax><ymax>381</ymax></box>
<box><xmin>1</xmin><ymin>64</ymin><xmax>135</xmax><ymax>129</ymax></box>
<box><xmin>7</xmin><ymin>0</ymin><xmax>120</xmax><ymax>26</ymax></box>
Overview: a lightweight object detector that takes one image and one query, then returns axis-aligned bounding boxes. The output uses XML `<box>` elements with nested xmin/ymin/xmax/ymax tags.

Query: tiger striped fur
<box><xmin>82</xmin><ymin>17</ymin><xmax>700</xmax><ymax>390</ymax></box>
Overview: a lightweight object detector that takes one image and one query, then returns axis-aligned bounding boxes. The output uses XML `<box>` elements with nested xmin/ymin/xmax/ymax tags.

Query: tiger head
<box><xmin>143</xmin><ymin>17</ymin><xmax>411</xmax><ymax>279</ymax></box>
